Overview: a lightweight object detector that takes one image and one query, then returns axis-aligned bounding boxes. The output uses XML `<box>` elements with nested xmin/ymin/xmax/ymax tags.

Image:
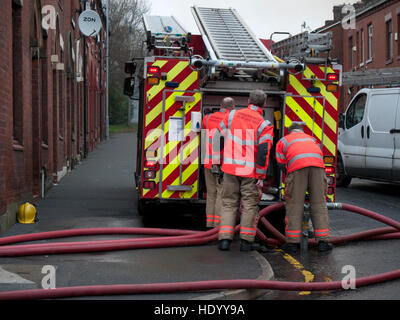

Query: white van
<box><xmin>337</xmin><ymin>88</ymin><xmax>400</xmax><ymax>187</ymax></box>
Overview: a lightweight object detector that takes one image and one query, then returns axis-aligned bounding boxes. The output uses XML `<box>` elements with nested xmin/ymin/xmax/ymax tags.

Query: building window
<box><xmin>356</xmin><ymin>31</ymin><xmax>360</xmax><ymax>65</ymax></box>
<box><xmin>41</xmin><ymin>53</ymin><xmax>49</xmax><ymax>145</ymax></box>
<box><xmin>361</xmin><ymin>28</ymin><xmax>365</xmax><ymax>65</ymax></box>
<box><xmin>12</xmin><ymin>2</ymin><xmax>23</xmax><ymax>145</ymax></box>
<box><xmin>349</xmin><ymin>36</ymin><xmax>353</xmax><ymax>69</ymax></box>
<box><xmin>398</xmin><ymin>14</ymin><xmax>400</xmax><ymax>57</ymax></box>
<box><xmin>387</xmin><ymin>19</ymin><xmax>393</xmax><ymax>61</ymax></box>
<box><xmin>368</xmin><ymin>24</ymin><xmax>373</xmax><ymax>61</ymax></box>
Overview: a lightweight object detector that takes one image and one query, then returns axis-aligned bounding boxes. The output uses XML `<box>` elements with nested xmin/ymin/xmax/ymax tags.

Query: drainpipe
<box><xmin>83</xmin><ymin>35</ymin><xmax>88</xmax><ymax>157</ymax></box>
<box><xmin>105</xmin><ymin>0</ymin><xmax>110</xmax><ymax>140</ymax></box>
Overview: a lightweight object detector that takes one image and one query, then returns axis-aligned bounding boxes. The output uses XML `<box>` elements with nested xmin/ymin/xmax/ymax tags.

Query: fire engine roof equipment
<box><xmin>143</xmin><ymin>15</ymin><xmax>191</xmax><ymax>53</ymax></box>
<box><xmin>189</xmin><ymin>6</ymin><xmax>304</xmax><ymax>73</ymax></box>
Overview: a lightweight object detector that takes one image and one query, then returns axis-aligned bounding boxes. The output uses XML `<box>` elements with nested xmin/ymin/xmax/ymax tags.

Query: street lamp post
<box><xmin>105</xmin><ymin>0</ymin><xmax>110</xmax><ymax>140</ymax></box>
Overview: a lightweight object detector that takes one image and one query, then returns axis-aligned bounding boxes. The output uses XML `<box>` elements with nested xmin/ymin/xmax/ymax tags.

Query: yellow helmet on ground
<box><xmin>17</xmin><ymin>203</ymin><xmax>37</xmax><ymax>224</ymax></box>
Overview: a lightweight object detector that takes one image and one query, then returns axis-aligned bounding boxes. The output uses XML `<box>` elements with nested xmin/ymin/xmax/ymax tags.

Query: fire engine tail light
<box><xmin>147</xmin><ymin>66</ymin><xmax>161</xmax><ymax>86</ymax></box>
<box><xmin>148</xmin><ymin>66</ymin><xmax>160</xmax><ymax>74</ymax></box>
<box><xmin>144</xmin><ymin>160</ymin><xmax>157</xmax><ymax>169</ymax></box>
<box><xmin>147</xmin><ymin>76</ymin><xmax>160</xmax><ymax>86</ymax></box>
<box><xmin>143</xmin><ymin>181</ymin><xmax>156</xmax><ymax>190</ymax></box>
<box><xmin>326</xmin><ymin>83</ymin><xmax>339</xmax><ymax>92</ymax></box>
<box><xmin>327</xmin><ymin>73</ymin><xmax>339</xmax><ymax>82</ymax></box>
<box><xmin>325</xmin><ymin>166</ymin><xmax>335</xmax><ymax>174</ymax></box>
<box><xmin>324</xmin><ymin>156</ymin><xmax>335</xmax><ymax>164</ymax></box>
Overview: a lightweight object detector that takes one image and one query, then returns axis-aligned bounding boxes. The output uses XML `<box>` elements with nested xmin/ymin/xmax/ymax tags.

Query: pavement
<box><xmin>0</xmin><ymin>131</ymin><xmax>273</xmax><ymax>300</ymax></box>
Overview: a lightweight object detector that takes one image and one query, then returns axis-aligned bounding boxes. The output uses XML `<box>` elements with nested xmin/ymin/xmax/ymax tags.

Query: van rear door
<box><xmin>392</xmin><ymin>97</ymin><xmax>400</xmax><ymax>180</ymax></box>
<box><xmin>364</xmin><ymin>91</ymin><xmax>398</xmax><ymax>180</ymax></box>
<box><xmin>341</xmin><ymin>92</ymin><xmax>368</xmax><ymax>176</ymax></box>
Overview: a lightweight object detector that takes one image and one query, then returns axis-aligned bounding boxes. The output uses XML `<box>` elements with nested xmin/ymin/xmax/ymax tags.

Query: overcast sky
<box><xmin>147</xmin><ymin>0</ymin><xmax>359</xmax><ymax>40</ymax></box>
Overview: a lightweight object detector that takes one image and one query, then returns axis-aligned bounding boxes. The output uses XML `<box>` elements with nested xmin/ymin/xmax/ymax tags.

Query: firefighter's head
<box><xmin>249</xmin><ymin>90</ymin><xmax>266</xmax><ymax>108</ymax></box>
<box><xmin>288</xmin><ymin>121</ymin><xmax>306</xmax><ymax>133</ymax></box>
<box><xmin>221</xmin><ymin>97</ymin><xmax>236</xmax><ymax>110</ymax></box>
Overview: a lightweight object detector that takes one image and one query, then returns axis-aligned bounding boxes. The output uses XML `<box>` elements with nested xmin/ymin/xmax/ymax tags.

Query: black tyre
<box><xmin>336</xmin><ymin>154</ymin><xmax>352</xmax><ymax>187</ymax></box>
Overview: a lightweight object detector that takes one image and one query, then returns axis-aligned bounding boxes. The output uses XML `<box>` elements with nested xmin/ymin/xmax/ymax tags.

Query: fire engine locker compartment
<box><xmin>159</xmin><ymin>90</ymin><xmax>202</xmax><ymax>200</ymax></box>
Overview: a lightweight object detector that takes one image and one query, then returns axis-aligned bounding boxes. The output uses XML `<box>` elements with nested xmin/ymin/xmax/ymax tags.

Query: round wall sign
<box><xmin>78</xmin><ymin>10</ymin><xmax>102</xmax><ymax>37</ymax></box>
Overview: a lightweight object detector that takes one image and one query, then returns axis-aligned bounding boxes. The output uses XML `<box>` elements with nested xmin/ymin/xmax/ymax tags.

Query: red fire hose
<box><xmin>0</xmin><ymin>202</ymin><xmax>399</xmax><ymax>300</ymax></box>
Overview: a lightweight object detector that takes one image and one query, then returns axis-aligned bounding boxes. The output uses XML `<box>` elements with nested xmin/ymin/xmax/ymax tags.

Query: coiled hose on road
<box><xmin>0</xmin><ymin>202</ymin><xmax>399</xmax><ymax>300</ymax></box>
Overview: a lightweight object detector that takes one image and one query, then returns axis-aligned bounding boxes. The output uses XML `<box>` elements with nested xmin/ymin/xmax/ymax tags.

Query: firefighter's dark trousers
<box><xmin>204</xmin><ymin>168</ymin><xmax>223</xmax><ymax>228</ymax></box>
<box><xmin>219</xmin><ymin>173</ymin><xmax>260</xmax><ymax>242</ymax></box>
<box><xmin>285</xmin><ymin>166</ymin><xmax>329</xmax><ymax>243</ymax></box>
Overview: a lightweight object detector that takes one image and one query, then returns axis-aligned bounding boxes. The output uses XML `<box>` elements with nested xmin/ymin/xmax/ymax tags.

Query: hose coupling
<box><xmin>327</xmin><ymin>202</ymin><xmax>343</xmax><ymax>210</ymax></box>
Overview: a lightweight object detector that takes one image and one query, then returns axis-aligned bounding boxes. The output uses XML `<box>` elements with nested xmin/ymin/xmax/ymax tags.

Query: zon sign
<box><xmin>78</xmin><ymin>9</ymin><xmax>103</xmax><ymax>37</ymax></box>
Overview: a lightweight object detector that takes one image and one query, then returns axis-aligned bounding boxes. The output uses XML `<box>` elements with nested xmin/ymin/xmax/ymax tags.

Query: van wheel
<box><xmin>336</xmin><ymin>154</ymin><xmax>352</xmax><ymax>187</ymax></box>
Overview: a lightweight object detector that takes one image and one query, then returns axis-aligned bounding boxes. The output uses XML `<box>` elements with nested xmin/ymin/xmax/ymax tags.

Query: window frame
<box><xmin>345</xmin><ymin>93</ymin><xmax>367</xmax><ymax>130</ymax></box>
<box><xmin>367</xmin><ymin>24</ymin><xmax>373</xmax><ymax>62</ymax></box>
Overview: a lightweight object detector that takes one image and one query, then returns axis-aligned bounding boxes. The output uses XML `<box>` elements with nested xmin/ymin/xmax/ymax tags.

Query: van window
<box><xmin>346</xmin><ymin>93</ymin><xmax>367</xmax><ymax>129</ymax></box>
<box><xmin>368</xmin><ymin>94</ymin><xmax>398</xmax><ymax>132</ymax></box>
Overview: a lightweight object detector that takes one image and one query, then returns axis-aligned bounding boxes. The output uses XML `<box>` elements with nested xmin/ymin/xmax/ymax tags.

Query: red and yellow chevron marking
<box><xmin>283</xmin><ymin>64</ymin><xmax>340</xmax><ymax>202</ymax></box>
<box><xmin>141</xmin><ymin>58</ymin><xmax>201</xmax><ymax>200</ymax></box>
<box><xmin>285</xmin><ymin>65</ymin><xmax>339</xmax><ymax>156</ymax></box>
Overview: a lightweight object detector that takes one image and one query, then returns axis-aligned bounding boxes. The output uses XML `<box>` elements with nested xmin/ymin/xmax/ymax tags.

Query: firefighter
<box><xmin>217</xmin><ymin>90</ymin><xmax>274</xmax><ymax>251</ymax></box>
<box><xmin>202</xmin><ymin>97</ymin><xmax>236</xmax><ymax>228</ymax></box>
<box><xmin>276</xmin><ymin>122</ymin><xmax>333</xmax><ymax>253</ymax></box>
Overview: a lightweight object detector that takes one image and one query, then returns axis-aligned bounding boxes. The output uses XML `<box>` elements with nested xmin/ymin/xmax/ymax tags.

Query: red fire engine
<box><xmin>128</xmin><ymin>7</ymin><xmax>341</xmax><ymax>217</ymax></box>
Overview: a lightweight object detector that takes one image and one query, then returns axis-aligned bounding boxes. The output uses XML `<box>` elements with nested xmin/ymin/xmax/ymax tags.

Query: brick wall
<box><xmin>0</xmin><ymin>0</ymin><xmax>107</xmax><ymax>233</ymax></box>
<box><xmin>319</xmin><ymin>0</ymin><xmax>400</xmax><ymax>111</ymax></box>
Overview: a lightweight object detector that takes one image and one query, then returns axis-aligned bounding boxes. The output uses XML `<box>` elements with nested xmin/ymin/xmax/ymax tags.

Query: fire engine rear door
<box><xmin>159</xmin><ymin>90</ymin><xmax>202</xmax><ymax>200</ymax></box>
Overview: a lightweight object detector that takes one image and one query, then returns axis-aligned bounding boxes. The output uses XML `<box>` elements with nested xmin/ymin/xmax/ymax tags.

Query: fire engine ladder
<box><xmin>271</xmin><ymin>31</ymin><xmax>333</xmax><ymax>62</ymax></box>
<box><xmin>192</xmin><ymin>6</ymin><xmax>275</xmax><ymax>62</ymax></box>
<box><xmin>190</xmin><ymin>7</ymin><xmax>304</xmax><ymax>75</ymax></box>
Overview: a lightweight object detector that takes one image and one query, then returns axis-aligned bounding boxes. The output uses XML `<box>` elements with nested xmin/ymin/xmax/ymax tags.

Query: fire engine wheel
<box><xmin>336</xmin><ymin>154</ymin><xmax>352</xmax><ymax>188</ymax></box>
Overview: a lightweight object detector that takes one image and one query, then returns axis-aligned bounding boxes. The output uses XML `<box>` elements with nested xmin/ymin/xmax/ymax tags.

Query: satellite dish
<box><xmin>78</xmin><ymin>10</ymin><xmax>102</xmax><ymax>37</ymax></box>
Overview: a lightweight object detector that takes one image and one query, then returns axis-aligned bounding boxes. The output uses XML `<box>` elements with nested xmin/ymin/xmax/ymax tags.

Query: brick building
<box><xmin>317</xmin><ymin>0</ymin><xmax>400</xmax><ymax>111</ymax></box>
<box><xmin>0</xmin><ymin>0</ymin><xmax>107</xmax><ymax>233</ymax></box>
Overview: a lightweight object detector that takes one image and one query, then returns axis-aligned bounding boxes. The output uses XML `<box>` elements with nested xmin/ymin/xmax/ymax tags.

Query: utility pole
<box><xmin>105</xmin><ymin>0</ymin><xmax>110</xmax><ymax>140</ymax></box>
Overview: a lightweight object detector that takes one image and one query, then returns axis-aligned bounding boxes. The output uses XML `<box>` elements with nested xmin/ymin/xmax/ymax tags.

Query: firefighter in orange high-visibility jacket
<box><xmin>216</xmin><ymin>90</ymin><xmax>274</xmax><ymax>251</ymax></box>
<box><xmin>202</xmin><ymin>97</ymin><xmax>236</xmax><ymax>228</ymax></box>
<box><xmin>276</xmin><ymin>122</ymin><xmax>333</xmax><ymax>253</ymax></box>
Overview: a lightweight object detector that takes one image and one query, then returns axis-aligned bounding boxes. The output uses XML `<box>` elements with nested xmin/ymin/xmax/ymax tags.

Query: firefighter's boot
<box><xmin>218</xmin><ymin>239</ymin><xmax>231</xmax><ymax>251</ymax></box>
<box><xmin>240</xmin><ymin>240</ymin><xmax>252</xmax><ymax>252</ymax></box>
<box><xmin>318</xmin><ymin>241</ymin><xmax>333</xmax><ymax>252</ymax></box>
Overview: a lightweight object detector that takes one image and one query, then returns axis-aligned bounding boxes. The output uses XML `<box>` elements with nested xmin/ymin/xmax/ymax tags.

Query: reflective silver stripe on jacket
<box><xmin>228</xmin><ymin>110</ymin><xmax>236</xmax><ymax>129</ymax></box>
<box><xmin>257</xmin><ymin>120</ymin><xmax>272</xmax><ymax>141</ymax></box>
<box><xmin>276</xmin><ymin>152</ymin><xmax>286</xmax><ymax>161</ymax></box>
<box><xmin>226</xmin><ymin>130</ymin><xmax>256</xmax><ymax>146</ymax></box>
<box><xmin>287</xmin><ymin>153</ymin><xmax>323</xmax><ymax>168</ymax></box>
<box><xmin>205</xmin><ymin>114</ymin><xmax>211</xmax><ymax>129</ymax></box>
<box><xmin>205</xmin><ymin>154</ymin><xmax>221</xmax><ymax>160</ymax></box>
<box><xmin>249</xmin><ymin>105</ymin><xmax>259</xmax><ymax>112</ymax></box>
<box><xmin>223</xmin><ymin>157</ymin><xmax>256</xmax><ymax>168</ymax></box>
<box><xmin>258</xmin><ymin>133</ymin><xmax>274</xmax><ymax>144</ymax></box>
<box><xmin>283</xmin><ymin>138</ymin><xmax>316</xmax><ymax>153</ymax></box>
<box><xmin>255</xmin><ymin>168</ymin><xmax>267</xmax><ymax>175</ymax></box>
<box><xmin>219</xmin><ymin>121</ymin><xmax>227</xmax><ymax>134</ymax></box>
